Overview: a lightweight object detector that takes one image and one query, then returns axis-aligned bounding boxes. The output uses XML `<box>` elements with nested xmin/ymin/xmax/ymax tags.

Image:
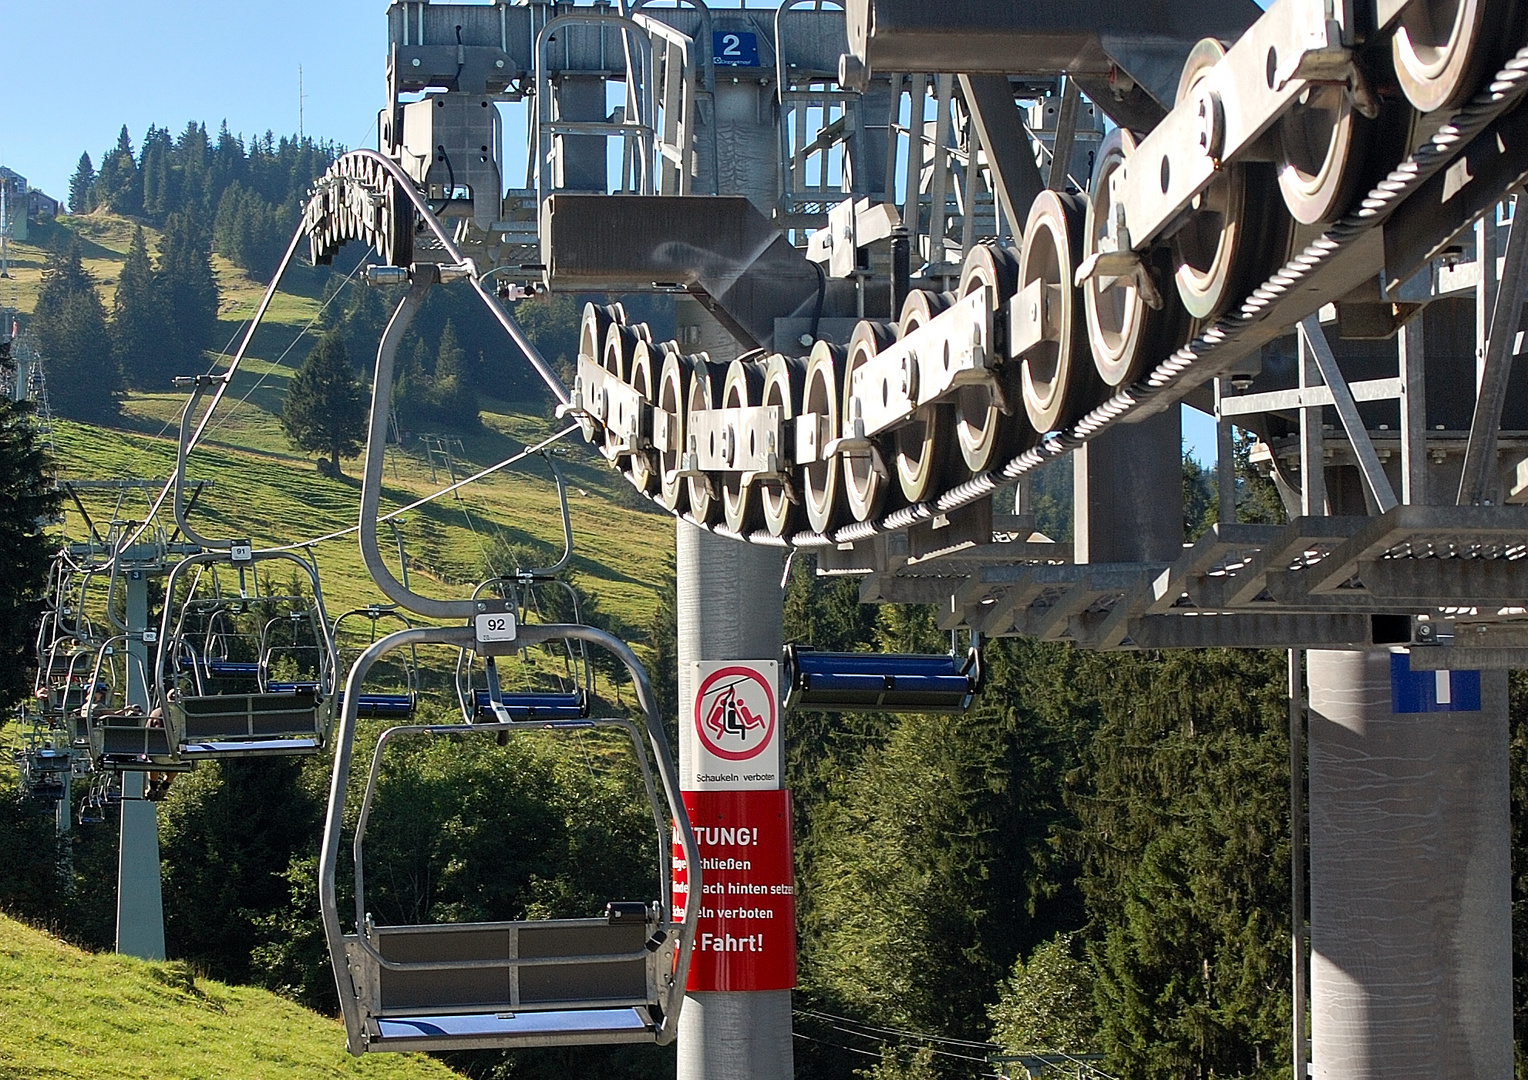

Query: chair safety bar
<box><xmin>319</xmin><ymin>622</ymin><xmax>700</xmax><ymax>1056</ymax></box>
<box><xmin>783</xmin><ymin>644</ymin><xmax>983</xmax><ymax>712</ymax></box>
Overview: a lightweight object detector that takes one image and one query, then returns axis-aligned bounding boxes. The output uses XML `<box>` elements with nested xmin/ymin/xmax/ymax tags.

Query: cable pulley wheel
<box><xmin>1392</xmin><ymin>0</ymin><xmax>1514</xmax><ymax>112</ymax></box>
<box><xmin>721</xmin><ymin>358</ymin><xmax>768</xmax><ymax>535</ymax></box>
<box><xmin>1171</xmin><ymin>38</ymin><xmax>1293</xmax><ymax>321</ymax></box>
<box><xmin>600</xmin><ymin>321</ymin><xmax>641</xmax><ymax>462</ymax></box>
<box><xmin>684</xmin><ymin>354</ymin><xmax>728</xmax><ymax>526</ymax></box>
<box><xmin>1018</xmin><ymin>189</ymin><xmax>1100</xmax><ymax>435</ymax></box>
<box><xmin>801</xmin><ymin>341</ymin><xmax>848</xmax><ymax>535</ymax></box>
<box><xmin>1083</xmin><ymin>128</ymin><xmax>1192</xmax><ymax>388</ymax></box>
<box><xmin>627</xmin><ymin>338</ymin><xmax>664</xmax><ymax>496</ymax></box>
<box><xmin>842</xmin><ymin>320</ymin><xmax>901</xmax><ymax>523</ymax></box>
<box><xmin>384</xmin><ymin>171</ymin><xmax>414</xmax><ymax>268</ymax></box>
<box><xmin>578</xmin><ymin>302</ymin><xmax>622</xmax><ymax>373</ymax></box>
<box><xmin>657</xmin><ymin>348</ymin><xmax>692</xmax><ymax>513</ymax></box>
<box><xmin>892</xmin><ymin>290</ymin><xmax>956</xmax><ymax>504</ymax></box>
<box><xmin>761</xmin><ymin>352</ymin><xmax>809</xmax><ymax>538</ymax></box>
<box><xmin>954</xmin><ymin>241</ymin><xmax>1024</xmax><ymax>475</ymax></box>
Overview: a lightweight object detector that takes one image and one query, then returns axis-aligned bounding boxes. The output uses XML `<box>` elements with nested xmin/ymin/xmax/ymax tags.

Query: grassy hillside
<box><xmin>31</xmin><ymin>211</ymin><xmax>678</xmax><ymax>686</ymax></box>
<box><xmin>0</xmin><ymin>913</ymin><xmax>459</xmax><ymax>1080</ymax></box>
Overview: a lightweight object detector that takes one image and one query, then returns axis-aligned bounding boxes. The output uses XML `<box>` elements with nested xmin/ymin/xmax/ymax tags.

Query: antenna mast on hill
<box><xmin>0</xmin><ymin>181</ymin><xmax>10</xmax><ymax>280</ymax></box>
<box><xmin>299</xmin><ymin>65</ymin><xmax>306</xmax><ymax>140</ymax></box>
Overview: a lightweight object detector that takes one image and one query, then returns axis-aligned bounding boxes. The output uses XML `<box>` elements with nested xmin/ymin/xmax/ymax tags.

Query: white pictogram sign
<box><xmin>683</xmin><ymin>660</ymin><xmax>780</xmax><ymax>791</ymax></box>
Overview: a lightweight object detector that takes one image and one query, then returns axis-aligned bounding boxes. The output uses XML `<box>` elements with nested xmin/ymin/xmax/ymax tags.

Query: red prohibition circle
<box><xmin>693</xmin><ymin>665</ymin><xmax>777</xmax><ymax>761</ymax></box>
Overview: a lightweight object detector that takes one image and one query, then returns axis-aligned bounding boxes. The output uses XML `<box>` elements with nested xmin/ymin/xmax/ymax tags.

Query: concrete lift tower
<box><xmin>288</xmin><ymin>0</ymin><xmax>1528</xmax><ymax>1074</ymax></box>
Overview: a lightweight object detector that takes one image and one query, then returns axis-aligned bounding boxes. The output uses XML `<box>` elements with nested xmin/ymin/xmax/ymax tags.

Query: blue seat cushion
<box><xmin>338</xmin><ymin>692</ymin><xmax>415</xmax><ymax>718</ymax></box>
<box><xmin>374</xmin><ymin>1007</ymin><xmax>649</xmax><ymax>1041</ymax></box>
<box><xmin>473</xmin><ymin>691</ymin><xmax>587</xmax><ymax>720</ymax></box>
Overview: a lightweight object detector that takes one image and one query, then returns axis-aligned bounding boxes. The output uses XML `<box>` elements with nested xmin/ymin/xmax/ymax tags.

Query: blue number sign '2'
<box><xmin>713</xmin><ymin>30</ymin><xmax>759</xmax><ymax>67</ymax></box>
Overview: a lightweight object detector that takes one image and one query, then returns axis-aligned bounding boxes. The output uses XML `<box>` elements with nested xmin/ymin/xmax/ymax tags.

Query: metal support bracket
<box><xmin>1458</xmin><ymin>189</ymin><xmax>1528</xmax><ymax>506</ymax></box>
<box><xmin>1297</xmin><ymin>316</ymin><xmax>1399</xmax><ymax>514</ymax></box>
<box><xmin>845</xmin><ymin>289</ymin><xmax>994</xmax><ymax>435</ymax></box>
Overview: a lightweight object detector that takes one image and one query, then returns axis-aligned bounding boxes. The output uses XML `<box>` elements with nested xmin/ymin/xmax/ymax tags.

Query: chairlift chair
<box><xmin>40</xmin><ymin>644</ymin><xmax>95</xmax><ymax>723</ymax></box>
<box><xmin>320</xmin><ymin>275</ymin><xmax>697</xmax><ymax>1052</ymax></box>
<box><xmin>14</xmin><ymin>717</ymin><xmax>73</xmax><ymax>803</ymax></box>
<box><xmin>78</xmin><ymin>774</ymin><xmax>112</xmax><ymax>825</ymax></box>
<box><xmin>456</xmin><ymin>451</ymin><xmax>592</xmax><ymax>724</ymax></box>
<box><xmin>783</xmin><ymin>643</ymin><xmax>983</xmax><ymax>712</ymax></box>
<box><xmin>155</xmin><ymin>550</ymin><xmax>338</xmax><ymax>761</ymax></box>
<box><xmin>332</xmin><ymin>605</ymin><xmax>420</xmax><ymax>719</ymax></box>
<box><xmin>82</xmin><ymin>635</ymin><xmax>190</xmax><ymax>772</ymax></box>
<box><xmin>459</xmin><ymin>576</ymin><xmax>593</xmax><ymax>723</ymax></box>
<box><xmin>148</xmin><ymin>374</ymin><xmax>339</xmax><ymax>761</ymax></box>
<box><xmin>321</xmin><ymin>621</ymin><xmax>699</xmax><ymax>1055</ymax></box>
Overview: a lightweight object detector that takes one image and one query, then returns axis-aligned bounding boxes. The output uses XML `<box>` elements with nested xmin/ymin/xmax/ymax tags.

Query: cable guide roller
<box><xmin>320</xmin><ymin>621</ymin><xmax>700</xmax><ymax>1055</ymax></box>
<box><xmin>783</xmin><ymin>642</ymin><xmax>982</xmax><ymax>713</ymax></box>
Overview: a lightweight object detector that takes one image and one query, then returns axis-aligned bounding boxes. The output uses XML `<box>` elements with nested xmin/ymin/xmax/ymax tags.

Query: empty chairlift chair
<box><xmin>332</xmin><ymin>606</ymin><xmax>419</xmax><ymax>719</ymax></box>
<box><xmin>783</xmin><ymin>643</ymin><xmax>983</xmax><ymax>712</ymax></box>
<box><xmin>155</xmin><ymin>551</ymin><xmax>338</xmax><ymax>760</ymax></box>
<box><xmin>459</xmin><ymin>577</ymin><xmax>593</xmax><ymax>723</ymax></box>
<box><xmin>321</xmin><ymin>620</ymin><xmax>699</xmax><ymax>1054</ymax></box>
<box><xmin>458</xmin><ymin>452</ymin><xmax>592</xmax><ymax>724</ymax></box>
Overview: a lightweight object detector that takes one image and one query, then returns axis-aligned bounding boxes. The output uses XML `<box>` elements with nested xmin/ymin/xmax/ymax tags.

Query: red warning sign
<box><xmin>683</xmin><ymin>661</ymin><xmax>780</xmax><ymax>790</ymax></box>
<box><xmin>695</xmin><ymin>664</ymin><xmax>776</xmax><ymax>760</ymax></box>
<box><xmin>672</xmin><ymin>787</ymin><xmax>796</xmax><ymax>992</ymax></box>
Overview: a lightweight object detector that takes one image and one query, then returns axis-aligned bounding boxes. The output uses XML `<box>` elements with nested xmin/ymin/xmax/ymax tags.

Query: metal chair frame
<box><xmin>81</xmin><ymin>635</ymin><xmax>183</xmax><ymax>771</ymax></box>
<box><xmin>320</xmin><ymin>622</ymin><xmax>700</xmax><ymax>1055</ymax></box>
<box><xmin>333</xmin><ymin>605</ymin><xmax>421</xmax><ymax>718</ymax></box>
<box><xmin>153</xmin><ymin>549</ymin><xmax>338</xmax><ymax>761</ymax></box>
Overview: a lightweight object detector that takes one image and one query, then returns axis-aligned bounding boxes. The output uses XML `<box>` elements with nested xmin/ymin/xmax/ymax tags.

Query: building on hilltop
<box><xmin>0</xmin><ymin>168</ymin><xmax>55</xmax><ymax>242</ymax></box>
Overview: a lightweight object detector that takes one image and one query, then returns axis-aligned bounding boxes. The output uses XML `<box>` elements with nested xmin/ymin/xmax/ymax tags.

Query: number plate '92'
<box><xmin>475</xmin><ymin>612</ymin><xmax>518</xmax><ymax>643</ymax></box>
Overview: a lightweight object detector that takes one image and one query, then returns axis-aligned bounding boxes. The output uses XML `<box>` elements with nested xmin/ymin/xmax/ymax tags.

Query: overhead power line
<box><xmin>258</xmin><ymin>425</ymin><xmax>580</xmax><ymax>554</ymax></box>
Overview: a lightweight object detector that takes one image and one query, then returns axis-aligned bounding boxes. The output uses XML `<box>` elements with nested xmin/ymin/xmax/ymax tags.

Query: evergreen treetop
<box><xmin>68</xmin><ymin>153</ymin><xmax>95</xmax><ymax>215</ymax></box>
<box><xmin>280</xmin><ymin>329</ymin><xmax>368</xmax><ymax>476</ymax></box>
<box><xmin>33</xmin><ymin>239</ymin><xmax>122</xmax><ymax>422</ymax></box>
<box><xmin>111</xmin><ymin>225</ymin><xmax>178</xmax><ymax>390</ymax></box>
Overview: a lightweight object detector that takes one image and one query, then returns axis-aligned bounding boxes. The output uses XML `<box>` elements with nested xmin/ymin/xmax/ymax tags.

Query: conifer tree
<box><xmin>0</xmin><ymin>386</ymin><xmax>60</xmax><ymax>709</ymax></box>
<box><xmin>174</xmin><ymin>122</ymin><xmax>212</xmax><ymax>216</ymax></box>
<box><xmin>32</xmin><ymin>239</ymin><xmax>122</xmax><ymax>421</ymax></box>
<box><xmin>139</xmin><ymin>126</ymin><xmax>176</xmax><ymax>223</ymax></box>
<box><xmin>210</xmin><ymin>122</ymin><xmax>246</xmax><ymax>194</ymax></box>
<box><xmin>157</xmin><ymin>211</ymin><xmax>221</xmax><ymax>373</ymax></box>
<box><xmin>280</xmin><ymin>330</ymin><xmax>367</xmax><ymax>476</ymax></box>
<box><xmin>392</xmin><ymin>336</ymin><xmax>433</xmax><ymax>432</ymax></box>
<box><xmin>68</xmin><ymin>153</ymin><xmax>95</xmax><ymax>214</ymax></box>
<box><xmin>95</xmin><ymin>126</ymin><xmax>141</xmax><ymax>216</ymax></box>
<box><xmin>111</xmin><ymin>226</ymin><xmax>177</xmax><ymax>389</ymax></box>
<box><xmin>431</xmin><ymin>319</ymin><xmax>479</xmax><ymax>425</ymax></box>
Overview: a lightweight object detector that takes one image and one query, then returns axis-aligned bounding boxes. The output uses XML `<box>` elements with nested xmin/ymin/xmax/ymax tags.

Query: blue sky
<box><xmin>0</xmin><ymin>1</ymin><xmax>384</xmax><ymax>199</ymax></box>
<box><xmin>1</xmin><ymin>0</ymin><xmax>1219</xmax><ymax>462</ymax></box>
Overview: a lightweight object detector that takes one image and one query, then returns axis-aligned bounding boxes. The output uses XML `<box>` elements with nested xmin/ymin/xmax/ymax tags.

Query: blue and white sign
<box><xmin>1390</xmin><ymin>652</ymin><xmax>1481</xmax><ymax>713</ymax></box>
<box><xmin>713</xmin><ymin>30</ymin><xmax>759</xmax><ymax>67</ymax></box>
